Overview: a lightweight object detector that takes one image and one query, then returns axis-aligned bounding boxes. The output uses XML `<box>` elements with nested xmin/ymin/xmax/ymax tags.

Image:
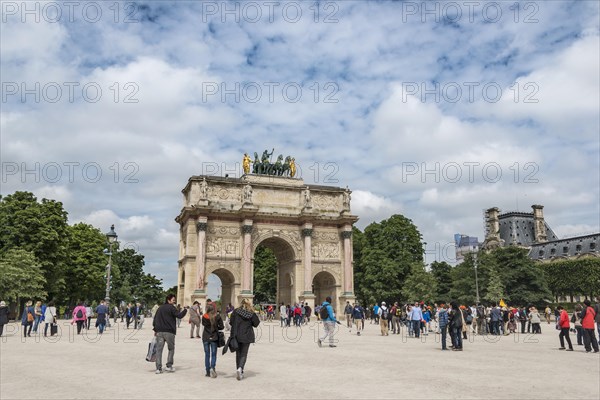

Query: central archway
<box><xmin>253</xmin><ymin>237</ymin><xmax>297</xmax><ymax>307</ymax></box>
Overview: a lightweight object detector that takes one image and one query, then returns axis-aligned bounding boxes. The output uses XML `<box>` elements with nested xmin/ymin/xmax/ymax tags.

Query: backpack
<box><xmin>381</xmin><ymin>307</ymin><xmax>389</xmax><ymax>320</ymax></box>
<box><xmin>27</xmin><ymin>311</ymin><xmax>34</xmax><ymax>322</ymax></box>
<box><xmin>319</xmin><ymin>305</ymin><xmax>330</xmax><ymax>320</ymax></box>
<box><xmin>76</xmin><ymin>309</ymin><xmax>83</xmax><ymax>319</ymax></box>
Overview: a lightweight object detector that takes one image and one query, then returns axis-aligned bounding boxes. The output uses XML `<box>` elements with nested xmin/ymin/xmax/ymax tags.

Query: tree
<box><xmin>358</xmin><ymin>214</ymin><xmax>424</xmax><ymax>304</ymax></box>
<box><xmin>253</xmin><ymin>245</ymin><xmax>277</xmax><ymax>303</ymax></box>
<box><xmin>402</xmin><ymin>263</ymin><xmax>437</xmax><ymax>303</ymax></box>
<box><xmin>430</xmin><ymin>261</ymin><xmax>452</xmax><ymax>302</ymax></box>
<box><xmin>0</xmin><ymin>249</ymin><xmax>47</xmax><ymax>306</ymax></box>
<box><xmin>449</xmin><ymin>254</ymin><xmax>479</xmax><ymax>304</ymax></box>
<box><xmin>490</xmin><ymin>246</ymin><xmax>551</xmax><ymax>305</ymax></box>
<box><xmin>63</xmin><ymin>223</ymin><xmax>107</xmax><ymax>304</ymax></box>
<box><xmin>485</xmin><ymin>265</ymin><xmax>505</xmax><ymax>304</ymax></box>
<box><xmin>111</xmin><ymin>247</ymin><xmax>146</xmax><ymax>303</ymax></box>
<box><xmin>542</xmin><ymin>258</ymin><xmax>600</xmax><ymax>301</ymax></box>
<box><xmin>351</xmin><ymin>227</ymin><xmax>366</xmax><ymax>305</ymax></box>
<box><xmin>136</xmin><ymin>273</ymin><xmax>164</xmax><ymax>305</ymax></box>
<box><xmin>0</xmin><ymin>192</ymin><xmax>70</xmax><ymax>301</ymax></box>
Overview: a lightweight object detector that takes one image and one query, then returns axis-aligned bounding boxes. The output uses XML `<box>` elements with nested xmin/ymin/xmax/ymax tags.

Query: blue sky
<box><xmin>2</xmin><ymin>1</ymin><xmax>599</xmax><ymax>294</ymax></box>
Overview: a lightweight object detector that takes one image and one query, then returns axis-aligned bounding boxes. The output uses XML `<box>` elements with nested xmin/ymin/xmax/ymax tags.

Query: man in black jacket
<box><xmin>153</xmin><ymin>294</ymin><xmax>187</xmax><ymax>374</ymax></box>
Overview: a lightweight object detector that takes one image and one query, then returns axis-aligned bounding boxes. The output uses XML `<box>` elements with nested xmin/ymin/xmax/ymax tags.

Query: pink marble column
<box><xmin>241</xmin><ymin>219</ymin><xmax>253</xmax><ymax>293</ymax></box>
<box><xmin>342</xmin><ymin>226</ymin><xmax>353</xmax><ymax>293</ymax></box>
<box><xmin>302</xmin><ymin>224</ymin><xmax>313</xmax><ymax>293</ymax></box>
<box><xmin>196</xmin><ymin>217</ymin><xmax>207</xmax><ymax>290</ymax></box>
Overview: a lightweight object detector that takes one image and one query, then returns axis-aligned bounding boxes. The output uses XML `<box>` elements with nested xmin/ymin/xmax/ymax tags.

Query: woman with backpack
<box><xmin>21</xmin><ymin>300</ymin><xmax>34</xmax><ymax>337</ymax></box>
<box><xmin>202</xmin><ymin>304</ymin><xmax>224</xmax><ymax>377</ymax></box>
<box><xmin>71</xmin><ymin>302</ymin><xmax>87</xmax><ymax>335</ymax></box>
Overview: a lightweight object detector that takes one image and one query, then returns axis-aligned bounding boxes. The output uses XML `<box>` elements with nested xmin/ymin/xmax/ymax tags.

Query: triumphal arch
<box><xmin>175</xmin><ymin>152</ymin><xmax>358</xmax><ymax>314</ymax></box>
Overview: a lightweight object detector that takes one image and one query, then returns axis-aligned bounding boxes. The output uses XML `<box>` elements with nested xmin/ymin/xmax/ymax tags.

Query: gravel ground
<box><xmin>1</xmin><ymin>319</ymin><xmax>599</xmax><ymax>400</ymax></box>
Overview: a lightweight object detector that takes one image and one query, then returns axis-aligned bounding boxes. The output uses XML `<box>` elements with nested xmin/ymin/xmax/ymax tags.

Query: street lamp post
<box><xmin>104</xmin><ymin>225</ymin><xmax>118</xmax><ymax>305</ymax></box>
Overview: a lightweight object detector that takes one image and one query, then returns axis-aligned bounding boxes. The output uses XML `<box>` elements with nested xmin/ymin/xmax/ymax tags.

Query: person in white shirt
<box><xmin>279</xmin><ymin>302</ymin><xmax>287</xmax><ymax>327</ymax></box>
<box><xmin>44</xmin><ymin>301</ymin><xmax>57</xmax><ymax>337</ymax></box>
<box><xmin>85</xmin><ymin>304</ymin><xmax>93</xmax><ymax>330</ymax></box>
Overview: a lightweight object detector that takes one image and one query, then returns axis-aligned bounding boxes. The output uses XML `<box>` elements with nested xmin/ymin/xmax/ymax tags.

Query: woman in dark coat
<box><xmin>229</xmin><ymin>299</ymin><xmax>260</xmax><ymax>380</ymax></box>
<box><xmin>202</xmin><ymin>304</ymin><xmax>224</xmax><ymax>378</ymax></box>
<box><xmin>21</xmin><ymin>300</ymin><xmax>34</xmax><ymax>337</ymax></box>
<box><xmin>0</xmin><ymin>301</ymin><xmax>10</xmax><ymax>336</ymax></box>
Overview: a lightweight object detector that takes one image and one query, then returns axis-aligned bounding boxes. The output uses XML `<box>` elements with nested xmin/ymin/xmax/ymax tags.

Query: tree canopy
<box><xmin>0</xmin><ymin>191</ymin><xmax>164</xmax><ymax>307</ymax></box>
<box><xmin>353</xmin><ymin>214</ymin><xmax>424</xmax><ymax>305</ymax></box>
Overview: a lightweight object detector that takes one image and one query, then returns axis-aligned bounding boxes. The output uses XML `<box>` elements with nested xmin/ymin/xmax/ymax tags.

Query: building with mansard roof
<box><xmin>481</xmin><ymin>205</ymin><xmax>599</xmax><ymax>261</ymax></box>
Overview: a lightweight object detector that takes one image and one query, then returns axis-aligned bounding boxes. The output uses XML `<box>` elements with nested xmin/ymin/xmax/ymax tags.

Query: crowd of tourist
<box><xmin>1</xmin><ymin>294</ymin><xmax>598</xmax><ymax>382</ymax></box>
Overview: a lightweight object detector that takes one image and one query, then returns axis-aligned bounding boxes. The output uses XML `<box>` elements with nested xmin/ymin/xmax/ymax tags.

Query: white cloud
<box><xmin>1</xmin><ymin>1</ymin><xmax>598</xmax><ymax>287</ymax></box>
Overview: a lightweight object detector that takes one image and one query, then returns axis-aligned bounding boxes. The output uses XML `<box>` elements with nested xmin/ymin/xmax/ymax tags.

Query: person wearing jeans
<box><xmin>153</xmin><ymin>294</ymin><xmax>187</xmax><ymax>374</ymax></box>
<box><xmin>438</xmin><ymin>304</ymin><xmax>449</xmax><ymax>350</ymax></box>
<box><xmin>202</xmin><ymin>304</ymin><xmax>224</xmax><ymax>377</ymax></box>
<box><xmin>409</xmin><ymin>303</ymin><xmax>423</xmax><ymax>339</ymax></box>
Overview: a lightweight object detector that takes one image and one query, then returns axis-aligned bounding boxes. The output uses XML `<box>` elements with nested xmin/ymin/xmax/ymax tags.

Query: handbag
<box><xmin>217</xmin><ymin>331</ymin><xmax>225</xmax><ymax>348</ymax></box>
<box><xmin>146</xmin><ymin>337</ymin><xmax>157</xmax><ymax>362</ymax></box>
<box><xmin>223</xmin><ymin>311</ymin><xmax>239</xmax><ymax>355</ymax></box>
<box><xmin>460</xmin><ymin>310</ymin><xmax>468</xmax><ymax>333</ymax></box>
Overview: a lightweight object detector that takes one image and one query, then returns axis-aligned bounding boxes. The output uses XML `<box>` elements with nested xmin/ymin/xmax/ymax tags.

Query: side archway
<box><xmin>208</xmin><ymin>268</ymin><xmax>236</xmax><ymax>314</ymax></box>
<box><xmin>312</xmin><ymin>271</ymin><xmax>337</xmax><ymax>309</ymax></box>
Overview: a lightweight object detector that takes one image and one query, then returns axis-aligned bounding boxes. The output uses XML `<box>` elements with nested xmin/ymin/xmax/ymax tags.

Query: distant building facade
<box><xmin>481</xmin><ymin>204</ymin><xmax>599</xmax><ymax>261</ymax></box>
<box><xmin>454</xmin><ymin>234</ymin><xmax>480</xmax><ymax>263</ymax></box>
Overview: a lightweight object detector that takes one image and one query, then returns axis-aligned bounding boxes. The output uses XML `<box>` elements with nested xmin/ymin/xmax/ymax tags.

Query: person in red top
<box><xmin>556</xmin><ymin>305</ymin><xmax>573</xmax><ymax>351</ymax></box>
<box><xmin>580</xmin><ymin>299</ymin><xmax>599</xmax><ymax>353</ymax></box>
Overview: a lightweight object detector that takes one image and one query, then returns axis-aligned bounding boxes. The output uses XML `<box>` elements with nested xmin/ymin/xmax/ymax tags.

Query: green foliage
<box><xmin>64</xmin><ymin>223</ymin><xmax>107</xmax><ymax>304</ymax></box>
<box><xmin>484</xmin><ymin>265</ymin><xmax>505</xmax><ymax>304</ymax></box>
<box><xmin>253</xmin><ymin>246</ymin><xmax>277</xmax><ymax>303</ymax></box>
<box><xmin>450</xmin><ymin>247</ymin><xmax>552</xmax><ymax>306</ymax></box>
<box><xmin>164</xmin><ymin>285</ymin><xmax>178</xmax><ymax>299</ymax></box>
<box><xmin>111</xmin><ymin>248</ymin><xmax>154</xmax><ymax>304</ymax></box>
<box><xmin>542</xmin><ymin>257</ymin><xmax>600</xmax><ymax>300</ymax></box>
<box><xmin>136</xmin><ymin>273</ymin><xmax>164</xmax><ymax>305</ymax></box>
<box><xmin>351</xmin><ymin>227</ymin><xmax>366</xmax><ymax>305</ymax></box>
<box><xmin>402</xmin><ymin>263</ymin><xmax>437</xmax><ymax>304</ymax></box>
<box><xmin>0</xmin><ymin>192</ymin><xmax>69</xmax><ymax>300</ymax></box>
<box><xmin>430</xmin><ymin>261</ymin><xmax>452</xmax><ymax>302</ymax></box>
<box><xmin>491</xmin><ymin>247</ymin><xmax>551</xmax><ymax>305</ymax></box>
<box><xmin>0</xmin><ymin>191</ymin><xmax>164</xmax><ymax>306</ymax></box>
<box><xmin>355</xmin><ymin>214</ymin><xmax>424</xmax><ymax>304</ymax></box>
<box><xmin>0</xmin><ymin>248</ymin><xmax>47</xmax><ymax>302</ymax></box>
<box><xmin>449</xmin><ymin>253</ymin><xmax>480</xmax><ymax>304</ymax></box>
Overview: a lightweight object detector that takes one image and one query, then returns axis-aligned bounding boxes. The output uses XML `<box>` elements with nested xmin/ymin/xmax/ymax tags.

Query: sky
<box><xmin>1</xmin><ymin>0</ymin><xmax>599</xmax><ymax>294</ymax></box>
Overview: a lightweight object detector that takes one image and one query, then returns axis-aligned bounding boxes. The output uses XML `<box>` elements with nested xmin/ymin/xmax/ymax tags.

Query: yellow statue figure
<box><xmin>242</xmin><ymin>153</ymin><xmax>251</xmax><ymax>175</ymax></box>
<box><xmin>289</xmin><ymin>158</ymin><xmax>296</xmax><ymax>178</ymax></box>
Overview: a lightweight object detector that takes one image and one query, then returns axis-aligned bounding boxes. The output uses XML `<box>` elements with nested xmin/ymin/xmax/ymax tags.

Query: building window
<box><xmin>591</xmin><ymin>242</ymin><xmax>597</xmax><ymax>250</ymax></box>
<box><xmin>562</xmin><ymin>246</ymin><xmax>568</xmax><ymax>255</ymax></box>
<box><xmin>550</xmin><ymin>248</ymin><xmax>556</xmax><ymax>256</ymax></box>
<box><xmin>538</xmin><ymin>250</ymin><xmax>544</xmax><ymax>258</ymax></box>
<box><xmin>576</xmin><ymin>244</ymin><xmax>582</xmax><ymax>252</ymax></box>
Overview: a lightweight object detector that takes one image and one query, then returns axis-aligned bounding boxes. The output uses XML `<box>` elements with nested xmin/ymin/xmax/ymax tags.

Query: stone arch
<box><xmin>207</xmin><ymin>267</ymin><xmax>236</xmax><ymax>314</ymax></box>
<box><xmin>253</xmin><ymin>236</ymin><xmax>299</xmax><ymax>306</ymax></box>
<box><xmin>175</xmin><ymin>174</ymin><xmax>358</xmax><ymax>311</ymax></box>
<box><xmin>312</xmin><ymin>271</ymin><xmax>338</xmax><ymax>309</ymax></box>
